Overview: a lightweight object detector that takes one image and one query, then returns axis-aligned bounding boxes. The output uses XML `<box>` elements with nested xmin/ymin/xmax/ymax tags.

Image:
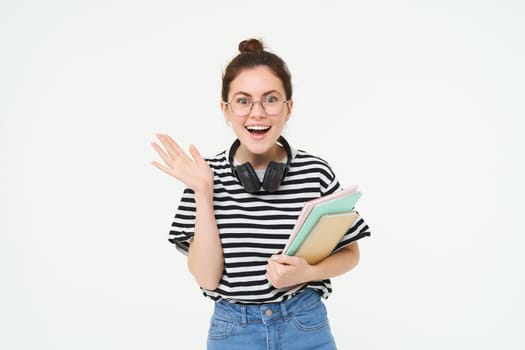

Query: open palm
<box><xmin>151</xmin><ymin>134</ymin><xmax>214</xmax><ymax>193</ymax></box>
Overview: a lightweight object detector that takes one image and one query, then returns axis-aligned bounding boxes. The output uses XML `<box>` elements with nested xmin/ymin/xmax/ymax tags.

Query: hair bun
<box><xmin>238</xmin><ymin>39</ymin><xmax>264</xmax><ymax>53</ymax></box>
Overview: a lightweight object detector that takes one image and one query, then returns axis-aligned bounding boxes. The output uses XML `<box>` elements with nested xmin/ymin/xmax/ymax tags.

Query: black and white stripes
<box><xmin>168</xmin><ymin>148</ymin><xmax>370</xmax><ymax>304</ymax></box>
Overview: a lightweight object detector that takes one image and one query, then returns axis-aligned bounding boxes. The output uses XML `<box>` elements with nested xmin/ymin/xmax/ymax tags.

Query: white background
<box><xmin>2</xmin><ymin>0</ymin><xmax>524</xmax><ymax>349</ymax></box>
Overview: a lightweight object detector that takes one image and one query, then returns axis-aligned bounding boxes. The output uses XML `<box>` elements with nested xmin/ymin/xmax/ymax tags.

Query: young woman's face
<box><xmin>222</xmin><ymin>65</ymin><xmax>292</xmax><ymax>158</ymax></box>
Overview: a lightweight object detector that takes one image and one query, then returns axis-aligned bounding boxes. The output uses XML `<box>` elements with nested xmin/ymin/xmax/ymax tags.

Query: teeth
<box><xmin>246</xmin><ymin>125</ymin><xmax>270</xmax><ymax>131</ymax></box>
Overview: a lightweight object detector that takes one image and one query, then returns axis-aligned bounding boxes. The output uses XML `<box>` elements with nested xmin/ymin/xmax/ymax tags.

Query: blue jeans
<box><xmin>207</xmin><ymin>289</ymin><xmax>337</xmax><ymax>350</ymax></box>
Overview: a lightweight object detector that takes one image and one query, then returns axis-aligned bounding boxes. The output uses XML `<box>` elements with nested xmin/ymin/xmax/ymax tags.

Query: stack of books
<box><xmin>283</xmin><ymin>186</ymin><xmax>363</xmax><ymax>264</ymax></box>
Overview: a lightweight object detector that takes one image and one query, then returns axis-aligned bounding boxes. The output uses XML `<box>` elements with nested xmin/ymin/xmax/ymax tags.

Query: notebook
<box><xmin>294</xmin><ymin>211</ymin><xmax>359</xmax><ymax>264</ymax></box>
<box><xmin>284</xmin><ymin>186</ymin><xmax>362</xmax><ymax>256</ymax></box>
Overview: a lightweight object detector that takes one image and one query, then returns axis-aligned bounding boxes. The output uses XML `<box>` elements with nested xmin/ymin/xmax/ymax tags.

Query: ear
<box><xmin>221</xmin><ymin>101</ymin><xmax>230</xmax><ymax>123</ymax></box>
<box><xmin>284</xmin><ymin>99</ymin><xmax>293</xmax><ymax>122</ymax></box>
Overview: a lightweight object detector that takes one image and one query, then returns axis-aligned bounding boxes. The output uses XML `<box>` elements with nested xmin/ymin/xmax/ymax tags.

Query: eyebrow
<box><xmin>232</xmin><ymin>90</ymin><xmax>282</xmax><ymax>98</ymax></box>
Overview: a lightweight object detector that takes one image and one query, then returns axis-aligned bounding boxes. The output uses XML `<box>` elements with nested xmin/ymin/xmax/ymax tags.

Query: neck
<box><xmin>235</xmin><ymin>144</ymin><xmax>285</xmax><ymax>170</ymax></box>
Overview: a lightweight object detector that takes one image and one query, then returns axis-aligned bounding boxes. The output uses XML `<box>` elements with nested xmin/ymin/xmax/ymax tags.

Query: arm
<box><xmin>265</xmin><ymin>243</ymin><xmax>360</xmax><ymax>289</ymax></box>
<box><xmin>188</xmin><ymin>190</ymin><xmax>224</xmax><ymax>290</ymax></box>
<box><xmin>152</xmin><ymin>134</ymin><xmax>224</xmax><ymax>290</ymax></box>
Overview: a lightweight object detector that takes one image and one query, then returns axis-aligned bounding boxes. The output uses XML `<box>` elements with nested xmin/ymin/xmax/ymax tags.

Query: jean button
<box><xmin>265</xmin><ymin>309</ymin><xmax>273</xmax><ymax>317</ymax></box>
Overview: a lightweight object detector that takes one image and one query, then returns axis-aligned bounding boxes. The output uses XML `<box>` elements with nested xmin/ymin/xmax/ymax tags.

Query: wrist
<box><xmin>307</xmin><ymin>264</ymin><xmax>321</xmax><ymax>281</ymax></box>
<box><xmin>194</xmin><ymin>185</ymin><xmax>214</xmax><ymax>203</ymax></box>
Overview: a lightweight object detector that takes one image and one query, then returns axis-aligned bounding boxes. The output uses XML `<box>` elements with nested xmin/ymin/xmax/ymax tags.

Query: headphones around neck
<box><xmin>229</xmin><ymin>136</ymin><xmax>292</xmax><ymax>193</ymax></box>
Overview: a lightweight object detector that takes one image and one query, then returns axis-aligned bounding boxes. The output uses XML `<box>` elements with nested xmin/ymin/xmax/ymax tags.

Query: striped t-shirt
<box><xmin>168</xmin><ymin>146</ymin><xmax>371</xmax><ymax>304</ymax></box>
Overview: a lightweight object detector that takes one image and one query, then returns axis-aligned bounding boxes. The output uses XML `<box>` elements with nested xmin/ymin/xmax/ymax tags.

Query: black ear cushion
<box><xmin>235</xmin><ymin>163</ymin><xmax>261</xmax><ymax>193</ymax></box>
<box><xmin>262</xmin><ymin>161</ymin><xmax>286</xmax><ymax>192</ymax></box>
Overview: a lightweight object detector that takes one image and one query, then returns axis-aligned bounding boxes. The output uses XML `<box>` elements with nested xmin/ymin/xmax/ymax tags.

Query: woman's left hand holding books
<box><xmin>265</xmin><ymin>255</ymin><xmax>313</xmax><ymax>289</ymax></box>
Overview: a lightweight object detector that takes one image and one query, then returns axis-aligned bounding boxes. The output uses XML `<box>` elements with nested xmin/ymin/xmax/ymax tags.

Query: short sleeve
<box><xmin>168</xmin><ymin>188</ymin><xmax>196</xmax><ymax>255</ymax></box>
<box><xmin>320</xmin><ymin>163</ymin><xmax>371</xmax><ymax>251</ymax></box>
<box><xmin>319</xmin><ymin>163</ymin><xmax>341</xmax><ymax>196</ymax></box>
<box><xmin>333</xmin><ymin>211</ymin><xmax>371</xmax><ymax>252</ymax></box>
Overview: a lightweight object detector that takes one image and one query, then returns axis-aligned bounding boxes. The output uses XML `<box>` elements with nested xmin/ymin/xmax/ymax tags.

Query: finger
<box><xmin>151</xmin><ymin>142</ymin><xmax>174</xmax><ymax>166</ymax></box>
<box><xmin>155</xmin><ymin>134</ymin><xmax>178</xmax><ymax>158</ymax></box>
<box><xmin>266</xmin><ymin>261</ymin><xmax>277</xmax><ymax>280</ymax></box>
<box><xmin>270</xmin><ymin>254</ymin><xmax>295</xmax><ymax>265</ymax></box>
<box><xmin>164</xmin><ymin>134</ymin><xmax>191</xmax><ymax>161</ymax></box>
<box><xmin>265</xmin><ymin>272</ymin><xmax>274</xmax><ymax>285</ymax></box>
<box><xmin>266</xmin><ymin>260</ymin><xmax>274</xmax><ymax>272</ymax></box>
<box><xmin>188</xmin><ymin>144</ymin><xmax>203</xmax><ymax>162</ymax></box>
<box><xmin>151</xmin><ymin>160</ymin><xmax>174</xmax><ymax>175</ymax></box>
<box><xmin>156</xmin><ymin>134</ymin><xmax>183</xmax><ymax>159</ymax></box>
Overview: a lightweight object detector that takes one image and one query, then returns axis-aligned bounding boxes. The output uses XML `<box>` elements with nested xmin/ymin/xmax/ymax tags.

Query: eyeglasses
<box><xmin>225</xmin><ymin>95</ymin><xmax>289</xmax><ymax>117</ymax></box>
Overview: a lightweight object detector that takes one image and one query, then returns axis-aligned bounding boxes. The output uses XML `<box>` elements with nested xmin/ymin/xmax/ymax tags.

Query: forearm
<box><xmin>308</xmin><ymin>243</ymin><xmax>360</xmax><ymax>281</ymax></box>
<box><xmin>266</xmin><ymin>243</ymin><xmax>360</xmax><ymax>289</ymax></box>
<box><xmin>187</xmin><ymin>191</ymin><xmax>224</xmax><ymax>290</ymax></box>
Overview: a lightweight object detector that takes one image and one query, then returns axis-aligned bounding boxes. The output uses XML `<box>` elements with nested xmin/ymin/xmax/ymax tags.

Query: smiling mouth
<box><xmin>245</xmin><ymin>125</ymin><xmax>271</xmax><ymax>135</ymax></box>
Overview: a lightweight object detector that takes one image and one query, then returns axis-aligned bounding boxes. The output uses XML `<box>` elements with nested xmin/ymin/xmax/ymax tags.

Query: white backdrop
<box><xmin>2</xmin><ymin>1</ymin><xmax>524</xmax><ymax>349</ymax></box>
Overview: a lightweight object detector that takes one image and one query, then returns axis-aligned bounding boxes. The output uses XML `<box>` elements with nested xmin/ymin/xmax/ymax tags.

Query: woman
<box><xmin>151</xmin><ymin>38</ymin><xmax>370</xmax><ymax>350</ymax></box>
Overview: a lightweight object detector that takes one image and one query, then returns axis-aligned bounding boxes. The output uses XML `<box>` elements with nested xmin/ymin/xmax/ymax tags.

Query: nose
<box><xmin>249</xmin><ymin>101</ymin><xmax>265</xmax><ymax>117</ymax></box>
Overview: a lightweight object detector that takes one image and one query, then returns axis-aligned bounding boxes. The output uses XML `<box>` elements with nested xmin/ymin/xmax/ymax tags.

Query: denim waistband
<box><xmin>212</xmin><ymin>289</ymin><xmax>322</xmax><ymax>326</ymax></box>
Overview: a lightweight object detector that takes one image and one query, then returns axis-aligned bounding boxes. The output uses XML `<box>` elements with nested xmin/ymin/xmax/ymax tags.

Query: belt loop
<box><xmin>280</xmin><ymin>302</ymin><xmax>289</xmax><ymax>322</ymax></box>
<box><xmin>240</xmin><ymin>305</ymin><xmax>247</xmax><ymax>327</ymax></box>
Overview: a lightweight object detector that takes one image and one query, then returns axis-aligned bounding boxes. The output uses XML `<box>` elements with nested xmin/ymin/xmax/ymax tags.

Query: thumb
<box><xmin>270</xmin><ymin>254</ymin><xmax>297</xmax><ymax>265</ymax></box>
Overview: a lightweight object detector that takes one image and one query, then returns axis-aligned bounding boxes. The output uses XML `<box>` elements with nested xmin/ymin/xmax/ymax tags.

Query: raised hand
<box><xmin>151</xmin><ymin>134</ymin><xmax>214</xmax><ymax>194</ymax></box>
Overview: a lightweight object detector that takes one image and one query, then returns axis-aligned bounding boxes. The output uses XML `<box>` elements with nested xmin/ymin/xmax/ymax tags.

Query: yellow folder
<box><xmin>284</xmin><ymin>186</ymin><xmax>361</xmax><ymax>256</ymax></box>
<box><xmin>294</xmin><ymin>211</ymin><xmax>359</xmax><ymax>265</ymax></box>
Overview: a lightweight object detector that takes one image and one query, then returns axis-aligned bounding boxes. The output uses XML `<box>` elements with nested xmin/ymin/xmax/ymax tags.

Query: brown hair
<box><xmin>221</xmin><ymin>38</ymin><xmax>292</xmax><ymax>102</ymax></box>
